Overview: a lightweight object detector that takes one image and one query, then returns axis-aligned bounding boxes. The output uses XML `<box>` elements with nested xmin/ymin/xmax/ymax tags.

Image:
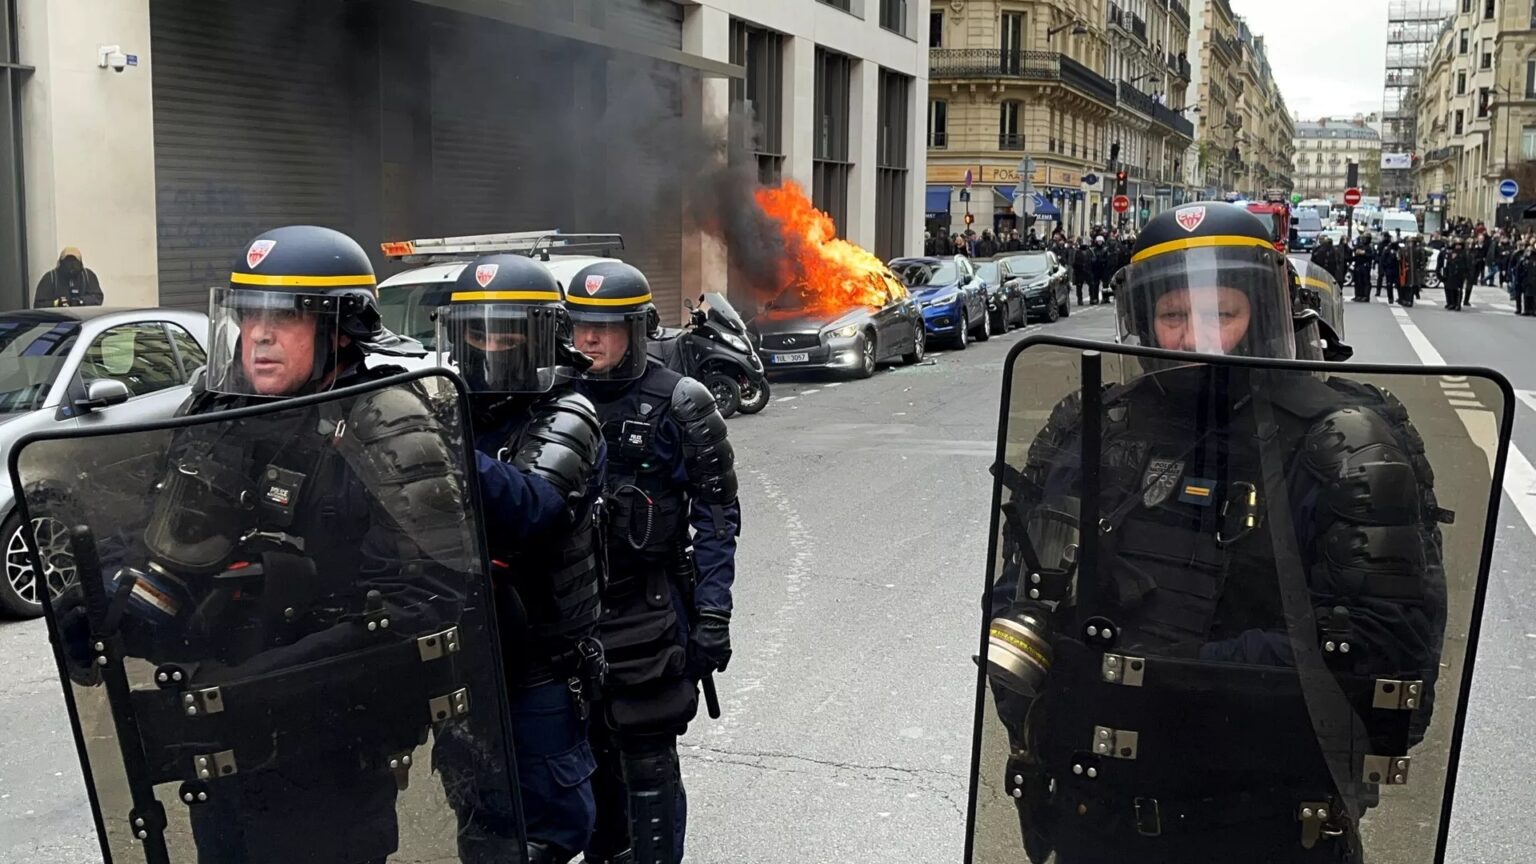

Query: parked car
<box><xmin>999</xmin><ymin>252</ymin><xmax>1072</xmax><ymax>323</ymax></box>
<box><xmin>888</xmin><ymin>256</ymin><xmax>990</xmax><ymax>349</ymax></box>
<box><xmin>0</xmin><ymin>307</ymin><xmax>210</xmax><ymax>618</ymax></box>
<box><xmin>748</xmin><ymin>269</ymin><xmax>926</xmax><ymax>379</ymax></box>
<box><xmin>972</xmin><ymin>258</ymin><xmax>1028</xmax><ymax>333</ymax></box>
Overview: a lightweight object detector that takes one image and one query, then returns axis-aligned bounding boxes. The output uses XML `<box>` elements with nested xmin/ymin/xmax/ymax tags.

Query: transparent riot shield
<box><xmin>970</xmin><ymin>337</ymin><xmax>1511</xmax><ymax>864</ymax></box>
<box><xmin>10</xmin><ymin>370</ymin><xmax>526</xmax><ymax>864</ymax></box>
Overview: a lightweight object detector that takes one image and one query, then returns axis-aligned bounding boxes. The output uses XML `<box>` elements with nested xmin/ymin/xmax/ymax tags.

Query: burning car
<box><xmin>748</xmin><ymin>270</ymin><xmax>926</xmax><ymax>379</ymax></box>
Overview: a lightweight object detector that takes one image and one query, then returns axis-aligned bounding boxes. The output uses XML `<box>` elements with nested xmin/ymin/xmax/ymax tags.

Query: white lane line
<box><xmin>1516</xmin><ymin>390</ymin><xmax>1536</xmax><ymax>415</ymax></box>
<box><xmin>801</xmin><ymin>388</ymin><xmax>821</xmax><ymax>396</ymax></box>
<box><xmin>1390</xmin><ymin>304</ymin><xmax>1536</xmax><ymax>536</ymax></box>
<box><xmin>777</xmin><ymin>396</ymin><xmax>796</xmax><ymax>403</ymax></box>
<box><xmin>826</xmin><ymin>382</ymin><xmax>843</xmax><ymax>388</ymax></box>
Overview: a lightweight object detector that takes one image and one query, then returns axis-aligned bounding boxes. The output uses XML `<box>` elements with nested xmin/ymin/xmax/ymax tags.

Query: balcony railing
<box><xmin>1152</xmin><ymin>102</ymin><xmax>1195</xmax><ymax>138</ymax></box>
<box><xmin>1170</xmin><ymin>0</ymin><xmax>1190</xmax><ymax>28</ymax></box>
<box><xmin>1108</xmin><ymin>2</ymin><xmax>1125</xmax><ymax>28</ymax></box>
<box><xmin>1131</xmin><ymin>14</ymin><xmax>1147</xmax><ymax>41</ymax></box>
<box><xmin>929</xmin><ymin>131</ymin><xmax>948</xmax><ymax>149</ymax></box>
<box><xmin>1423</xmin><ymin>145</ymin><xmax>1459</xmax><ymax>164</ymax></box>
<box><xmin>930</xmin><ymin>49</ymin><xmax>1117</xmax><ymax>105</ymax></box>
<box><xmin>1118</xmin><ymin>80</ymin><xmax>1157</xmax><ymax>117</ymax></box>
<box><xmin>999</xmin><ymin>133</ymin><xmax>1026</xmax><ymax>151</ymax></box>
<box><xmin>1167</xmin><ymin>52</ymin><xmax>1191</xmax><ymax>79</ymax></box>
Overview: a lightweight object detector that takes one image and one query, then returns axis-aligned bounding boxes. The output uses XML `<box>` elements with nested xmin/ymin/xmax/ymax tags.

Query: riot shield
<box><xmin>10</xmin><ymin>370</ymin><xmax>526</xmax><ymax>864</ymax></box>
<box><xmin>970</xmin><ymin>336</ymin><xmax>1511</xmax><ymax>864</ymax></box>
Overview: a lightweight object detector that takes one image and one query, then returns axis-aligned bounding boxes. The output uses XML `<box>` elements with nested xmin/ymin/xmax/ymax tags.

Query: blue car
<box><xmin>888</xmin><ymin>255</ymin><xmax>991</xmax><ymax>349</ymax></box>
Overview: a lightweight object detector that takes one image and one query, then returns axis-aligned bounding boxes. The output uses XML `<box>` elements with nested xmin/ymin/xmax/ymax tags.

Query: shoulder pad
<box><xmin>347</xmin><ymin>381</ymin><xmax>441</xmax><ymax>444</ymax></box>
<box><xmin>671</xmin><ymin>376</ymin><xmax>719</xmax><ymax>423</ymax></box>
<box><xmin>639</xmin><ymin>363</ymin><xmax>684</xmax><ymax>406</ymax></box>
<box><xmin>513</xmin><ymin>390</ymin><xmax>603</xmax><ymax>500</ymax></box>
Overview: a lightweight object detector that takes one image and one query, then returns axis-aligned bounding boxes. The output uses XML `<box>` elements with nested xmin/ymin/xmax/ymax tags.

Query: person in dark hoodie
<box><xmin>33</xmin><ymin>247</ymin><xmax>104</xmax><ymax>308</ymax></box>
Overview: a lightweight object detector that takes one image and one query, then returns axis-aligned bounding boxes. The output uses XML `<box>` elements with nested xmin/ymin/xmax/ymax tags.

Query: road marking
<box><xmin>826</xmin><ymin>382</ymin><xmax>843</xmax><ymax>388</ymax></box>
<box><xmin>1390</xmin><ymin>304</ymin><xmax>1536</xmax><ymax>536</ymax></box>
<box><xmin>801</xmin><ymin>388</ymin><xmax>820</xmax><ymax>396</ymax></box>
<box><xmin>776</xmin><ymin>396</ymin><xmax>796</xmax><ymax>403</ymax></box>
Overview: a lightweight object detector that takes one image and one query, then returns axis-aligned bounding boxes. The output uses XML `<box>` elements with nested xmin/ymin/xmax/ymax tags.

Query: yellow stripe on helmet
<box><xmin>566</xmin><ymin>292</ymin><xmax>654</xmax><ymax>307</ymax></box>
<box><xmin>450</xmin><ymin>290</ymin><xmax>563</xmax><ymax>302</ymax></box>
<box><xmin>1299</xmin><ymin>275</ymin><xmax>1335</xmax><ymax>292</ymax></box>
<box><xmin>230</xmin><ymin>273</ymin><xmax>377</xmax><ymax>288</ymax></box>
<box><xmin>1130</xmin><ymin>235</ymin><xmax>1276</xmax><ymax>264</ymax></box>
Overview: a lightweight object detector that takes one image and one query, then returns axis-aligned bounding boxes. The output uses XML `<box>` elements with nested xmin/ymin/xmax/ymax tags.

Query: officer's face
<box><xmin>240</xmin><ymin>310</ymin><xmax>325</xmax><ymax>395</ymax></box>
<box><xmin>464</xmin><ymin>322</ymin><xmax>526</xmax><ymax>352</ymax></box>
<box><xmin>1152</xmin><ymin>287</ymin><xmax>1251</xmax><ymax>354</ymax></box>
<box><xmin>573</xmin><ymin>322</ymin><xmax>630</xmax><ymax>374</ymax></box>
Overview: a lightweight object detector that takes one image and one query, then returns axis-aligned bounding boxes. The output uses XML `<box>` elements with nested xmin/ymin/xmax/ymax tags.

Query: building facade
<box><xmin>1413</xmin><ymin>0</ymin><xmax>1536</xmax><ymax>224</ymax></box>
<box><xmin>1183</xmin><ymin>0</ymin><xmax>1291</xmax><ymax>199</ymax></box>
<box><xmin>11</xmin><ymin>0</ymin><xmax>929</xmax><ymax>317</ymax></box>
<box><xmin>1292</xmin><ymin>117</ymin><xmax>1384</xmax><ymax>203</ymax></box>
<box><xmin>925</xmin><ymin>0</ymin><xmax>1196</xmax><ymax>239</ymax></box>
<box><xmin>1383</xmin><ymin>0</ymin><xmax>1456</xmax><ymax>206</ymax></box>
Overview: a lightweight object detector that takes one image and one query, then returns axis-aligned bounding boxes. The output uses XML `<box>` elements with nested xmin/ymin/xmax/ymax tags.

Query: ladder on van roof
<box><xmin>380</xmin><ymin>230</ymin><xmax>625</xmax><ymax>264</ymax></box>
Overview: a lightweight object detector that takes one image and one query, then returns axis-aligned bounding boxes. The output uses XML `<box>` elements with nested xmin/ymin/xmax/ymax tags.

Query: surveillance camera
<box><xmin>98</xmin><ymin>45</ymin><xmax>128</xmax><ymax>73</ymax></box>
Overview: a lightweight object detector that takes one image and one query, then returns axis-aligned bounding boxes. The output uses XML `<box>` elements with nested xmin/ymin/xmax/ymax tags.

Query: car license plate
<box><xmin>773</xmin><ymin>352</ymin><xmax>810</xmax><ymax>364</ymax></box>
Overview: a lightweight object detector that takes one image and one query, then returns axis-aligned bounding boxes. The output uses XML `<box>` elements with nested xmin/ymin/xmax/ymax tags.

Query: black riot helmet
<box><xmin>436</xmin><ymin>255</ymin><xmax>568</xmax><ymax>394</ymax></box>
<box><xmin>562</xmin><ymin>260</ymin><xmax>654</xmax><ymax>381</ymax></box>
<box><xmin>206</xmin><ymin>225</ymin><xmax>395</xmax><ymax>397</ymax></box>
<box><xmin>1287</xmin><ymin>256</ymin><xmax>1352</xmax><ymax>362</ymax></box>
<box><xmin>1117</xmin><ymin>201</ymin><xmax>1294</xmax><ymax>362</ymax></box>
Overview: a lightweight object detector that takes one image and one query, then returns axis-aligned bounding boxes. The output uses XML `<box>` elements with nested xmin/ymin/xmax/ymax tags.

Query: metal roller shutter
<box><xmin>604</xmin><ymin>0</ymin><xmax>684</xmax><ymax>51</ymax></box>
<box><xmin>150</xmin><ymin>0</ymin><xmax>354</xmax><ymax>309</ymax></box>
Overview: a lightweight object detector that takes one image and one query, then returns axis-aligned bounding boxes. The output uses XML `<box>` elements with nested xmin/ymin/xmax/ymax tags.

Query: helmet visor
<box><xmin>435</xmin><ymin>303</ymin><xmax>560</xmax><ymax>394</ymax></box>
<box><xmin>1117</xmin><ymin>243</ymin><xmax>1294</xmax><ymax>361</ymax></box>
<box><xmin>205</xmin><ymin>287</ymin><xmax>343</xmax><ymax>397</ymax></box>
<box><xmin>564</xmin><ymin>309</ymin><xmax>648</xmax><ymax>381</ymax></box>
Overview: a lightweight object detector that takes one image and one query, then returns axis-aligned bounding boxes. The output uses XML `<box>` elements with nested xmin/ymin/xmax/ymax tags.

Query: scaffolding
<box><xmin>1381</xmin><ymin>0</ymin><xmax>1454</xmax><ymax>203</ymax></box>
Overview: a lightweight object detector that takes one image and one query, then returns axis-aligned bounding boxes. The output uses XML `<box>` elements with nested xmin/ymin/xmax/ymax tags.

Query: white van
<box><xmin>1381</xmin><ymin>211</ymin><xmax>1420</xmax><ymax>239</ymax></box>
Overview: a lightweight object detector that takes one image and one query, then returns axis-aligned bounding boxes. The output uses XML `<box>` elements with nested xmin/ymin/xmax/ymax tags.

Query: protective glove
<box><xmin>691</xmin><ymin>608</ymin><xmax>732</xmax><ymax>674</ymax></box>
<box><xmin>52</xmin><ymin>583</ymin><xmax>102</xmax><ymax>687</ymax></box>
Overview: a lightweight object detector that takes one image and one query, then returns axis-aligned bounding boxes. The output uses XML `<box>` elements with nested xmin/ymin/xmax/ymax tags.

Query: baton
<box><xmin>702</xmin><ymin>673</ymin><xmax>721</xmax><ymax>719</ymax></box>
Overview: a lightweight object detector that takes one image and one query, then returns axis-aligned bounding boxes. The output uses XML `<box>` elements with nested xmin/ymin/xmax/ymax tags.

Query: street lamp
<box><xmin>1046</xmin><ymin>20</ymin><xmax>1088</xmax><ymax>40</ymax></box>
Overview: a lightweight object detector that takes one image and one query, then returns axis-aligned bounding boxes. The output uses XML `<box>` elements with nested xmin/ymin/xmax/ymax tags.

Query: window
<box><xmin>1523</xmin><ymin>126</ymin><xmax>1536</xmax><ymax>161</ymax></box>
<box><xmin>1000</xmin><ymin>101</ymin><xmax>1024</xmax><ymax>150</ymax></box>
<box><xmin>880</xmin><ymin>0</ymin><xmax>909</xmax><ymax>36</ymax></box>
<box><xmin>928</xmin><ymin>99</ymin><xmax>948</xmax><ymax>148</ymax></box>
<box><xmin>819</xmin><ymin>0</ymin><xmax>852</xmax><ymax>11</ymax></box>
<box><xmin>813</xmin><ymin>48</ymin><xmax>852</xmax><ymax>230</ymax></box>
<box><xmin>729</xmin><ymin>21</ymin><xmax>786</xmax><ymax>185</ymax></box>
<box><xmin>79</xmin><ymin>324</ymin><xmax>183</xmax><ymax>397</ymax></box>
<box><xmin>1528</xmin><ymin>58</ymin><xmax>1536</xmax><ymax>97</ymax></box>
<box><xmin>1485</xmin><ymin>0</ymin><xmax>1496</xmax><ymax>18</ymax></box>
<box><xmin>1000</xmin><ymin>12</ymin><xmax>1025</xmax><ymax>73</ymax></box>
<box><xmin>1461</xmin><ymin>0</ymin><xmax>1471</xmax><ymax>13</ymax></box>
<box><xmin>929</xmin><ymin>10</ymin><xmax>943</xmax><ymax>47</ymax></box>
<box><xmin>1457</xmin><ymin>71</ymin><xmax>1467</xmax><ymax>95</ymax></box>
<box><xmin>1483</xmin><ymin>44</ymin><xmax>1493</xmax><ymax>70</ymax></box>
<box><xmin>875</xmin><ymin>69</ymin><xmax>911</xmax><ymax>261</ymax></box>
<box><xmin>1478</xmin><ymin>86</ymin><xmax>1491</xmax><ymax>118</ymax></box>
<box><xmin>1455</xmin><ymin>109</ymin><xmax>1464</xmax><ymax>135</ymax></box>
<box><xmin>168</xmin><ymin>324</ymin><xmax>206</xmax><ymax>376</ymax></box>
<box><xmin>1459</xmin><ymin>29</ymin><xmax>1469</xmax><ymax>54</ymax></box>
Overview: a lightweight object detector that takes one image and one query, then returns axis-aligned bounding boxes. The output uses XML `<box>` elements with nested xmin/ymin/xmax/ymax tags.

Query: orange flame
<box><xmin>754</xmin><ymin>182</ymin><xmax>895</xmax><ymax>315</ymax></box>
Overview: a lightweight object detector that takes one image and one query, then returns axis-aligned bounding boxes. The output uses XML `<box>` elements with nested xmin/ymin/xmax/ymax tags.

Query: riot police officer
<box><xmin>433</xmin><ymin>254</ymin><xmax>606</xmax><ymax>864</ymax></box>
<box><xmin>563</xmin><ymin>261</ymin><xmax>740</xmax><ymax>864</ymax></box>
<box><xmin>985</xmin><ymin>202</ymin><xmax>1446</xmax><ymax>863</ymax></box>
<box><xmin>50</xmin><ymin>225</ymin><xmax>514</xmax><ymax>863</ymax></box>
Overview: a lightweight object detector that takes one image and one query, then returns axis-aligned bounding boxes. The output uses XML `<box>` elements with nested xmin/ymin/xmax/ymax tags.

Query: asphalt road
<box><xmin>4</xmin><ymin>286</ymin><xmax>1536</xmax><ymax>863</ymax></box>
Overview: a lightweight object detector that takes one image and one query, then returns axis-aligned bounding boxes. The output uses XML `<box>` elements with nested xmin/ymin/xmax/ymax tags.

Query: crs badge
<box><xmin>246</xmin><ymin>239</ymin><xmax>277</xmax><ymax>269</ymax></box>
<box><xmin>474</xmin><ymin>263</ymin><xmax>499</xmax><ymax>288</ymax></box>
<box><xmin>1174</xmin><ymin>206</ymin><xmax>1207</xmax><ymax>233</ymax></box>
<box><xmin>1142</xmin><ymin>457</ymin><xmax>1185</xmax><ymax>508</ymax></box>
<box><xmin>584</xmin><ymin>274</ymin><xmax>605</xmax><ymax>295</ymax></box>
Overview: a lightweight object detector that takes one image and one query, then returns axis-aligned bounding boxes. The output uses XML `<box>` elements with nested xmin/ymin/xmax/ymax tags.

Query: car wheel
<box><xmin>0</xmin><ymin>510</ymin><xmax>78</xmax><ymax>619</ymax></box>
<box><xmin>1046</xmin><ymin>299</ymin><xmax>1060</xmax><ymax>323</ymax></box>
<box><xmin>1012</xmin><ymin>301</ymin><xmax>1027</xmax><ymax>328</ymax></box>
<box><xmin>901</xmin><ymin>324</ymin><xmax>926</xmax><ymax>365</ymax></box>
<box><xmin>852</xmin><ymin>332</ymin><xmax>877</xmax><ymax>379</ymax></box>
<box><xmin>736</xmin><ymin>375</ymin><xmax>771</xmax><ymax>415</ymax></box>
<box><xmin>954</xmin><ymin>313</ymin><xmax>969</xmax><ymax>350</ymax></box>
<box><xmin>990</xmin><ymin>307</ymin><xmax>1008</xmax><ymax>334</ymax></box>
<box><xmin>974</xmin><ymin>306</ymin><xmax>991</xmax><ymax>342</ymax></box>
<box><xmin>1059</xmin><ymin>291</ymin><xmax>1071</xmax><ymax>318</ymax></box>
<box><xmin>701</xmin><ymin>372</ymin><xmax>742</xmax><ymax>419</ymax></box>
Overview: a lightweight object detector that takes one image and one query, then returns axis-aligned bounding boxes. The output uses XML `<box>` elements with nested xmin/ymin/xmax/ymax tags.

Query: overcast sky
<box><xmin>1230</xmin><ymin>0</ymin><xmax>1395</xmax><ymax>122</ymax></box>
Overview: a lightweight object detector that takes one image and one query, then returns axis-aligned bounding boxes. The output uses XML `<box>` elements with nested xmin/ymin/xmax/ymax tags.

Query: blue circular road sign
<box><xmin>1499</xmin><ymin>178</ymin><xmax>1519</xmax><ymax>199</ymax></box>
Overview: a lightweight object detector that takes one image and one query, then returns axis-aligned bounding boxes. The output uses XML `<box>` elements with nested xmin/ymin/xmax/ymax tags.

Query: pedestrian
<box><xmin>979</xmin><ymin>229</ymin><xmax>998</xmax><ymax>258</ymax></box>
<box><xmin>1072</xmin><ymin>237</ymin><xmax>1092</xmax><ymax>305</ymax></box>
<box><xmin>49</xmin><ymin>225</ymin><xmax>519</xmax><ymax>862</ymax></box>
<box><xmin>566</xmin><ymin>262</ymin><xmax>741</xmax><ymax>864</ymax></box>
<box><xmin>1403</xmin><ymin>235</ymin><xmax>1427</xmax><ymax>307</ymax></box>
<box><xmin>434</xmin><ymin>254</ymin><xmax>606</xmax><ymax>864</ymax></box>
<box><xmin>33</xmin><ymin>246</ymin><xmax>104</xmax><ymax>308</ymax></box>
<box><xmin>1443</xmin><ymin>239</ymin><xmax>1467</xmax><ymax>311</ymax></box>
<box><xmin>1521</xmin><ymin>244</ymin><xmax>1536</xmax><ymax>316</ymax></box>
<box><xmin>1350</xmin><ymin>242</ymin><xmax>1373</xmax><ymax>302</ymax></box>
<box><xmin>986</xmin><ymin>201</ymin><xmax>1446</xmax><ymax>864</ymax></box>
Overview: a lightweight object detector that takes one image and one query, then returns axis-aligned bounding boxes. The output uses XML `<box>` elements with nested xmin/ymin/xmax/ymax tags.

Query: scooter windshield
<box><xmin>700</xmin><ymin>292</ymin><xmax>746</xmax><ymax>333</ymax></box>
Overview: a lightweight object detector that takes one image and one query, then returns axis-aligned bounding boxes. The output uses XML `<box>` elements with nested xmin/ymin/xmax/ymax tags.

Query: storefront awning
<box><xmin>994</xmin><ymin>187</ymin><xmax>1061</xmax><ymax>218</ymax></box>
<box><xmin>926</xmin><ymin>186</ymin><xmax>952</xmax><ymax>214</ymax></box>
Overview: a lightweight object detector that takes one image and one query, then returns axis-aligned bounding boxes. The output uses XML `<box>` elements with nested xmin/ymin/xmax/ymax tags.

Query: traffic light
<box><xmin>963</xmin><ymin>212</ymin><xmax>975</xmax><ymax>226</ymax></box>
<box><xmin>1115</xmin><ymin>170</ymin><xmax>1128</xmax><ymax>198</ymax></box>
